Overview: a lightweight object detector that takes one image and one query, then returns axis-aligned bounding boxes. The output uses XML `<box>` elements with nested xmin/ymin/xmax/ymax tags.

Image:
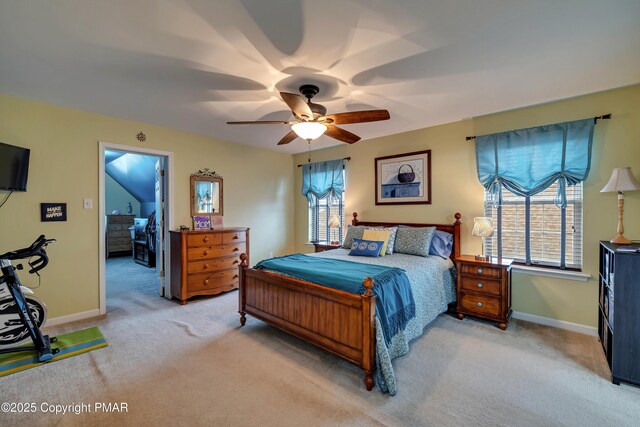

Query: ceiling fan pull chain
<box><xmin>307</xmin><ymin>139</ymin><xmax>312</xmax><ymax>163</ymax></box>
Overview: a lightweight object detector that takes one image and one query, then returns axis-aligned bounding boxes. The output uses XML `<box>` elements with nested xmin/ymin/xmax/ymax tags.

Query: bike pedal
<box><xmin>50</xmin><ymin>336</ymin><xmax>57</xmax><ymax>343</ymax></box>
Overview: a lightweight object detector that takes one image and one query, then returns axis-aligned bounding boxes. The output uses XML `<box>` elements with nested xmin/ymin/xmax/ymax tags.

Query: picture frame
<box><xmin>375</xmin><ymin>150</ymin><xmax>431</xmax><ymax>205</ymax></box>
<box><xmin>193</xmin><ymin>215</ymin><xmax>212</xmax><ymax>230</ymax></box>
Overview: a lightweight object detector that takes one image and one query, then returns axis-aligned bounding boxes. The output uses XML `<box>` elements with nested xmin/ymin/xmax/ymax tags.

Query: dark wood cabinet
<box><xmin>169</xmin><ymin>228</ymin><xmax>249</xmax><ymax>304</ymax></box>
<box><xmin>313</xmin><ymin>242</ymin><xmax>342</xmax><ymax>252</ymax></box>
<box><xmin>455</xmin><ymin>255</ymin><xmax>512</xmax><ymax>330</ymax></box>
<box><xmin>599</xmin><ymin>241</ymin><xmax>640</xmax><ymax>387</ymax></box>
<box><xmin>133</xmin><ymin>239</ymin><xmax>155</xmax><ymax>267</ymax></box>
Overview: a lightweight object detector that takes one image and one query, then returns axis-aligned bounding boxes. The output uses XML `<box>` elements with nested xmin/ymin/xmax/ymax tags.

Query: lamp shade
<box><xmin>291</xmin><ymin>122</ymin><xmax>327</xmax><ymax>140</ymax></box>
<box><xmin>328</xmin><ymin>214</ymin><xmax>341</xmax><ymax>229</ymax></box>
<box><xmin>600</xmin><ymin>167</ymin><xmax>640</xmax><ymax>193</ymax></box>
<box><xmin>472</xmin><ymin>217</ymin><xmax>494</xmax><ymax>237</ymax></box>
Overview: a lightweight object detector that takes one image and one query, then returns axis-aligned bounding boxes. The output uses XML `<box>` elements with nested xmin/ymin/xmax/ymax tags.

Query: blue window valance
<box><xmin>301</xmin><ymin>159</ymin><xmax>345</xmax><ymax>205</ymax></box>
<box><xmin>476</xmin><ymin>118</ymin><xmax>594</xmax><ymax>208</ymax></box>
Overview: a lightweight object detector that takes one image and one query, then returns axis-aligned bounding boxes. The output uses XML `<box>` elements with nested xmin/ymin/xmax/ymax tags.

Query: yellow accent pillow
<box><xmin>362</xmin><ymin>229</ymin><xmax>392</xmax><ymax>257</ymax></box>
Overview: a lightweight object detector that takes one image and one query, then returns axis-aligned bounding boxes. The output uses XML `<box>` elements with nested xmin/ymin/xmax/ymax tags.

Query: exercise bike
<box><xmin>0</xmin><ymin>235</ymin><xmax>58</xmax><ymax>362</ymax></box>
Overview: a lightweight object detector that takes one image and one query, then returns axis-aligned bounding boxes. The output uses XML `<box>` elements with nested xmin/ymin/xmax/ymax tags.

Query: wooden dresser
<box><xmin>455</xmin><ymin>255</ymin><xmax>512</xmax><ymax>330</ymax></box>
<box><xmin>169</xmin><ymin>228</ymin><xmax>249</xmax><ymax>304</ymax></box>
<box><xmin>106</xmin><ymin>214</ymin><xmax>134</xmax><ymax>257</ymax></box>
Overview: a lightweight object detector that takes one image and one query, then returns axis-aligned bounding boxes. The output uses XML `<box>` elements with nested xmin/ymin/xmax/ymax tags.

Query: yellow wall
<box><xmin>294</xmin><ymin>84</ymin><xmax>640</xmax><ymax>328</ymax></box>
<box><xmin>0</xmin><ymin>94</ymin><xmax>294</xmax><ymax>318</ymax></box>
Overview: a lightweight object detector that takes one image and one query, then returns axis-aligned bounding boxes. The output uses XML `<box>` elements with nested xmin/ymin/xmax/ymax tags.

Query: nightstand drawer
<box><xmin>459</xmin><ymin>292</ymin><xmax>500</xmax><ymax>317</ymax></box>
<box><xmin>460</xmin><ymin>276</ymin><xmax>501</xmax><ymax>296</ymax></box>
<box><xmin>460</xmin><ymin>264</ymin><xmax>501</xmax><ymax>279</ymax></box>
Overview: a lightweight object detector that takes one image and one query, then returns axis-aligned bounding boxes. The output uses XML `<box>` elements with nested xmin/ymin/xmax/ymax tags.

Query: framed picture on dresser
<box><xmin>375</xmin><ymin>150</ymin><xmax>431</xmax><ymax>205</ymax></box>
<box><xmin>193</xmin><ymin>215</ymin><xmax>211</xmax><ymax>230</ymax></box>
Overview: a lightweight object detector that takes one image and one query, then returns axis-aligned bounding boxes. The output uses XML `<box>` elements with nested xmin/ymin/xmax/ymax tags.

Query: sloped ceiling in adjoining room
<box><xmin>0</xmin><ymin>0</ymin><xmax>639</xmax><ymax>154</ymax></box>
<box><xmin>105</xmin><ymin>151</ymin><xmax>159</xmax><ymax>203</ymax></box>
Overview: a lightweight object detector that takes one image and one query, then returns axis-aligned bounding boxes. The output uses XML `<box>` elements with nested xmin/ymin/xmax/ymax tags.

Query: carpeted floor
<box><xmin>2</xmin><ymin>257</ymin><xmax>640</xmax><ymax>426</ymax></box>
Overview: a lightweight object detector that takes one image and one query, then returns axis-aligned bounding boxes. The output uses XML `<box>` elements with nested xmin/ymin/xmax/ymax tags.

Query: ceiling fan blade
<box><xmin>227</xmin><ymin>120</ymin><xmax>292</xmax><ymax>125</ymax></box>
<box><xmin>280</xmin><ymin>92</ymin><xmax>313</xmax><ymax>120</ymax></box>
<box><xmin>320</xmin><ymin>110</ymin><xmax>390</xmax><ymax>125</ymax></box>
<box><xmin>277</xmin><ymin>130</ymin><xmax>299</xmax><ymax>145</ymax></box>
<box><xmin>325</xmin><ymin>126</ymin><xmax>361</xmax><ymax>144</ymax></box>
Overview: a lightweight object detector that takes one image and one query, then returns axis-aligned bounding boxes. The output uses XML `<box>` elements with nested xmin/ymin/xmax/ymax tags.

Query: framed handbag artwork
<box><xmin>375</xmin><ymin>150</ymin><xmax>431</xmax><ymax>205</ymax></box>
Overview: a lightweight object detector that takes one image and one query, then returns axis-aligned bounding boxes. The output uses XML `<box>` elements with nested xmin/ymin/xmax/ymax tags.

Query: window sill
<box><xmin>510</xmin><ymin>264</ymin><xmax>591</xmax><ymax>282</ymax></box>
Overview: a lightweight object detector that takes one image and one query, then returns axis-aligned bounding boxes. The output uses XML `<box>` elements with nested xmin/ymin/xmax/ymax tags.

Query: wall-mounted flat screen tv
<box><xmin>0</xmin><ymin>142</ymin><xmax>31</xmax><ymax>192</ymax></box>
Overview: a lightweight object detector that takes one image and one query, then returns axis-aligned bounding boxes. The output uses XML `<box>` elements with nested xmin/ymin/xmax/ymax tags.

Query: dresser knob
<box><xmin>203</xmin><ymin>250</ymin><xmax>209</xmax><ymax>256</ymax></box>
<box><xmin>477</xmin><ymin>302</ymin><xmax>483</xmax><ymax>307</ymax></box>
<box><xmin>477</xmin><ymin>268</ymin><xmax>483</xmax><ymax>274</ymax></box>
<box><xmin>233</xmin><ymin>260</ymin><xmax>239</xmax><ymax>264</ymax></box>
<box><xmin>204</xmin><ymin>279</ymin><xmax>209</xmax><ymax>286</ymax></box>
<box><xmin>203</xmin><ymin>264</ymin><xmax>209</xmax><ymax>270</ymax></box>
<box><xmin>203</xmin><ymin>236</ymin><xmax>209</xmax><ymax>243</ymax></box>
<box><xmin>477</xmin><ymin>283</ymin><xmax>483</xmax><ymax>288</ymax></box>
<box><xmin>233</xmin><ymin>247</ymin><xmax>239</xmax><ymax>252</ymax></box>
<box><xmin>233</xmin><ymin>234</ymin><xmax>239</xmax><ymax>240</ymax></box>
<box><xmin>233</xmin><ymin>274</ymin><xmax>238</xmax><ymax>279</ymax></box>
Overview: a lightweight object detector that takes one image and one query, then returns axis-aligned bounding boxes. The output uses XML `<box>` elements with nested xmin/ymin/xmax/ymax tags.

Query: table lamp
<box><xmin>328</xmin><ymin>214</ymin><xmax>341</xmax><ymax>245</ymax></box>
<box><xmin>600</xmin><ymin>167</ymin><xmax>640</xmax><ymax>244</ymax></box>
<box><xmin>472</xmin><ymin>217</ymin><xmax>494</xmax><ymax>261</ymax></box>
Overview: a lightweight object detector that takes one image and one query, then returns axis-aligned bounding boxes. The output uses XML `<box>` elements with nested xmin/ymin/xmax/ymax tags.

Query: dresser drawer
<box><xmin>460</xmin><ymin>276</ymin><xmax>501</xmax><ymax>296</ymax></box>
<box><xmin>459</xmin><ymin>292</ymin><xmax>500</xmax><ymax>317</ymax></box>
<box><xmin>188</xmin><ymin>243</ymin><xmax>246</xmax><ymax>261</ymax></box>
<box><xmin>187</xmin><ymin>233</ymin><xmax>222</xmax><ymax>247</ymax></box>
<box><xmin>222</xmin><ymin>231</ymin><xmax>246</xmax><ymax>244</ymax></box>
<box><xmin>187</xmin><ymin>256</ymin><xmax>241</xmax><ymax>274</ymax></box>
<box><xmin>107</xmin><ymin>223</ymin><xmax>123</xmax><ymax>231</ymax></box>
<box><xmin>188</xmin><ymin>269</ymin><xmax>239</xmax><ymax>292</ymax></box>
<box><xmin>109</xmin><ymin>237</ymin><xmax>131</xmax><ymax>246</ymax></box>
<box><xmin>460</xmin><ymin>264</ymin><xmax>501</xmax><ymax>279</ymax></box>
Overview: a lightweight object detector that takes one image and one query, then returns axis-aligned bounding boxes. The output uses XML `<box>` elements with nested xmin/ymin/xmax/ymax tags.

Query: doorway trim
<box><xmin>98</xmin><ymin>141</ymin><xmax>175</xmax><ymax>315</ymax></box>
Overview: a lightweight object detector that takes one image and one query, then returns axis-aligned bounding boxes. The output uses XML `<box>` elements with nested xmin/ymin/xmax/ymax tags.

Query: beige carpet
<box><xmin>3</xmin><ymin>257</ymin><xmax>640</xmax><ymax>426</ymax></box>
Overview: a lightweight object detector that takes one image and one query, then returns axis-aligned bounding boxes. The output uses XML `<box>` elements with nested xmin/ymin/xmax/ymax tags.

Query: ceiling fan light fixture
<box><xmin>291</xmin><ymin>122</ymin><xmax>327</xmax><ymax>140</ymax></box>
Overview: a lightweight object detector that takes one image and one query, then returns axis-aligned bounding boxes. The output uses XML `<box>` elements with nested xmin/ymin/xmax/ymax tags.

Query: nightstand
<box><xmin>313</xmin><ymin>242</ymin><xmax>342</xmax><ymax>252</ymax></box>
<box><xmin>455</xmin><ymin>255</ymin><xmax>512</xmax><ymax>330</ymax></box>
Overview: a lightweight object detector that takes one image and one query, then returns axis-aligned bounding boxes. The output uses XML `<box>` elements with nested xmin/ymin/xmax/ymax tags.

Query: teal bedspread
<box><xmin>311</xmin><ymin>249</ymin><xmax>456</xmax><ymax>395</ymax></box>
<box><xmin>254</xmin><ymin>254</ymin><xmax>415</xmax><ymax>345</ymax></box>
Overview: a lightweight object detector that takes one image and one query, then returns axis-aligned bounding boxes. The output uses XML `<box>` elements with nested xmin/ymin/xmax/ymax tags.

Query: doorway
<box><xmin>98</xmin><ymin>142</ymin><xmax>174</xmax><ymax>315</ymax></box>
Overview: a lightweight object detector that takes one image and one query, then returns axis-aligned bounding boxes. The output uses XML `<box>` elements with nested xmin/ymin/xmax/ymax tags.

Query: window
<box><xmin>308</xmin><ymin>191</ymin><xmax>345</xmax><ymax>244</ymax></box>
<box><xmin>308</xmin><ymin>193</ymin><xmax>345</xmax><ymax>243</ymax></box>
<box><xmin>484</xmin><ymin>182</ymin><xmax>583</xmax><ymax>269</ymax></box>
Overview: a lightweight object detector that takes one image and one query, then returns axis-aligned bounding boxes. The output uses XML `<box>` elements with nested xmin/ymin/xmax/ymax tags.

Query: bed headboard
<box><xmin>351</xmin><ymin>212</ymin><xmax>462</xmax><ymax>262</ymax></box>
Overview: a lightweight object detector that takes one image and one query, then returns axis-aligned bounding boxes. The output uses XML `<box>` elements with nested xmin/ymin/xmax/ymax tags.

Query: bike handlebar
<box><xmin>0</xmin><ymin>235</ymin><xmax>56</xmax><ymax>274</ymax></box>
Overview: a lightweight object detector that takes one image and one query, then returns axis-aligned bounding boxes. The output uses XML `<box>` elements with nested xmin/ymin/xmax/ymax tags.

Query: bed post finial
<box><xmin>363</xmin><ymin>277</ymin><xmax>374</xmax><ymax>297</ymax></box>
<box><xmin>240</xmin><ymin>253</ymin><xmax>248</xmax><ymax>267</ymax></box>
<box><xmin>352</xmin><ymin>212</ymin><xmax>359</xmax><ymax>225</ymax></box>
<box><xmin>454</xmin><ymin>212</ymin><xmax>461</xmax><ymax>224</ymax></box>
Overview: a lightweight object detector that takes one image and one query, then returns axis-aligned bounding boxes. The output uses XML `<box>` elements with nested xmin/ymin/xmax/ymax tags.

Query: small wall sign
<box><xmin>41</xmin><ymin>203</ymin><xmax>67</xmax><ymax>222</ymax></box>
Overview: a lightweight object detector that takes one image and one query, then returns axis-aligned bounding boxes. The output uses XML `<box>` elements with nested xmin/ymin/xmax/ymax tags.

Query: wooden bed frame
<box><xmin>238</xmin><ymin>212</ymin><xmax>461</xmax><ymax>390</ymax></box>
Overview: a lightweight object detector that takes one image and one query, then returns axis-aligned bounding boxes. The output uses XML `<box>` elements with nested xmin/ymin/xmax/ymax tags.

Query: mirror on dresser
<box><xmin>190</xmin><ymin>169</ymin><xmax>223</xmax><ymax>228</ymax></box>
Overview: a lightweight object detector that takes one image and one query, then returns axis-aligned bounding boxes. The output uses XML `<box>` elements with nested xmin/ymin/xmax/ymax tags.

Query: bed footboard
<box><xmin>238</xmin><ymin>254</ymin><xmax>376</xmax><ymax>390</ymax></box>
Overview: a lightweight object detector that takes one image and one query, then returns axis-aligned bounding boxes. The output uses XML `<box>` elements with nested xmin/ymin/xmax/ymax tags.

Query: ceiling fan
<box><xmin>227</xmin><ymin>84</ymin><xmax>390</xmax><ymax>145</ymax></box>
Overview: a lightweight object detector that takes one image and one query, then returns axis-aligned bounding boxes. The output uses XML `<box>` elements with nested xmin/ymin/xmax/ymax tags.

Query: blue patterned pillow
<box><xmin>394</xmin><ymin>226</ymin><xmax>436</xmax><ymax>257</ymax></box>
<box><xmin>348</xmin><ymin>238</ymin><xmax>385</xmax><ymax>257</ymax></box>
<box><xmin>342</xmin><ymin>225</ymin><xmax>366</xmax><ymax>249</ymax></box>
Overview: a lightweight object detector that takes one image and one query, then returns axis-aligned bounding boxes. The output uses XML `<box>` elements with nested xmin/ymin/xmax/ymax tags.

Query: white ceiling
<box><xmin>1</xmin><ymin>0</ymin><xmax>639</xmax><ymax>154</ymax></box>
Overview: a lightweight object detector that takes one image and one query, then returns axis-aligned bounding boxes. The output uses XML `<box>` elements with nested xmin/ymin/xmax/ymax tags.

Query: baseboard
<box><xmin>512</xmin><ymin>311</ymin><xmax>597</xmax><ymax>336</ymax></box>
<box><xmin>45</xmin><ymin>309</ymin><xmax>102</xmax><ymax>327</ymax></box>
